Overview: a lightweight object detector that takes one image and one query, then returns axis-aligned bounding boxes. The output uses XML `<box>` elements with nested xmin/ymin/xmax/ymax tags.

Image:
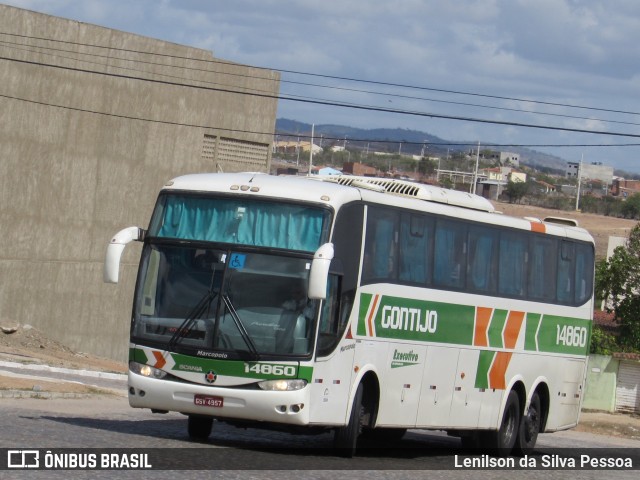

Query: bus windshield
<box><xmin>133</xmin><ymin>245</ymin><xmax>319</xmax><ymax>357</ymax></box>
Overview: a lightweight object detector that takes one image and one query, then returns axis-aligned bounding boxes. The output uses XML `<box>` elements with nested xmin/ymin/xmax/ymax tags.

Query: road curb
<box><xmin>0</xmin><ymin>389</ymin><xmax>97</xmax><ymax>399</ymax></box>
<box><xmin>0</xmin><ymin>360</ymin><xmax>127</xmax><ymax>381</ymax></box>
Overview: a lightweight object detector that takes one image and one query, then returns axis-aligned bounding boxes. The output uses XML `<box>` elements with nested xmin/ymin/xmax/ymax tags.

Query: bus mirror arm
<box><xmin>103</xmin><ymin>227</ymin><xmax>146</xmax><ymax>284</ymax></box>
<box><xmin>308</xmin><ymin>243</ymin><xmax>334</xmax><ymax>300</ymax></box>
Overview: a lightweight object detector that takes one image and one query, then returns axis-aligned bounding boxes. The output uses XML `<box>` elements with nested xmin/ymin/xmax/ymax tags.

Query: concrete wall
<box><xmin>583</xmin><ymin>354</ymin><xmax>619</xmax><ymax>412</ymax></box>
<box><xmin>0</xmin><ymin>6</ymin><xmax>280</xmax><ymax>361</ymax></box>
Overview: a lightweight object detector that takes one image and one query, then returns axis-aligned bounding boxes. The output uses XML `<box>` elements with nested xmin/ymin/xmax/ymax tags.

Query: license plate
<box><xmin>194</xmin><ymin>394</ymin><xmax>223</xmax><ymax>408</ymax></box>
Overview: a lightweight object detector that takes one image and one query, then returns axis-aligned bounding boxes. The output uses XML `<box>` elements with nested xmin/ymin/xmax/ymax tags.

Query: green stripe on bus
<box><xmin>357</xmin><ymin>293</ymin><xmax>591</xmax><ymax>356</ymax></box>
<box><xmin>365</xmin><ymin>294</ymin><xmax>475</xmax><ymax>345</ymax></box>
<box><xmin>131</xmin><ymin>348</ymin><xmax>313</xmax><ymax>381</ymax></box>
<box><xmin>130</xmin><ymin>347</ymin><xmax>146</xmax><ymax>363</ymax></box>
<box><xmin>525</xmin><ymin>313</ymin><xmax>542</xmax><ymax>351</ymax></box>
<box><xmin>475</xmin><ymin>350</ymin><xmax>495</xmax><ymax>389</ymax></box>
<box><xmin>487</xmin><ymin>309</ymin><xmax>508</xmax><ymax>348</ymax></box>
<box><xmin>357</xmin><ymin>293</ymin><xmax>373</xmax><ymax>336</ymax></box>
<box><xmin>535</xmin><ymin>315</ymin><xmax>592</xmax><ymax>355</ymax></box>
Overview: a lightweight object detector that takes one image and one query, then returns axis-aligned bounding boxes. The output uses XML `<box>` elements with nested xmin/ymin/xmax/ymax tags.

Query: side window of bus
<box><xmin>498</xmin><ymin>231</ymin><xmax>526</xmax><ymax>297</ymax></box>
<box><xmin>557</xmin><ymin>241</ymin><xmax>575</xmax><ymax>303</ymax></box>
<box><xmin>363</xmin><ymin>207</ymin><xmax>398</xmax><ymax>283</ymax></box>
<box><xmin>316</xmin><ymin>203</ymin><xmax>363</xmax><ymax>357</ymax></box>
<box><xmin>399</xmin><ymin>213</ymin><xmax>433</xmax><ymax>285</ymax></box>
<box><xmin>316</xmin><ymin>274</ymin><xmax>342</xmax><ymax>357</ymax></box>
<box><xmin>529</xmin><ymin>236</ymin><xmax>557</xmax><ymax>301</ymax></box>
<box><xmin>574</xmin><ymin>243</ymin><xmax>594</xmax><ymax>305</ymax></box>
<box><xmin>468</xmin><ymin>226</ymin><xmax>497</xmax><ymax>293</ymax></box>
<box><xmin>434</xmin><ymin>219</ymin><xmax>467</xmax><ymax>289</ymax></box>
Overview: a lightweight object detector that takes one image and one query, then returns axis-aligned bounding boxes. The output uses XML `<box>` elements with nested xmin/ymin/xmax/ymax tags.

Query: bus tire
<box><xmin>334</xmin><ymin>384</ymin><xmax>364</xmax><ymax>457</ymax></box>
<box><xmin>484</xmin><ymin>390</ymin><xmax>520</xmax><ymax>456</ymax></box>
<box><xmin>187</xmin><ymin>415</ymin><xmax>213</xmax><ymax>440</ymax></box>
<box><xmin>514</xmin><ymin>392</ymin><xmax>541</xmax><ymax>455</ymax></box>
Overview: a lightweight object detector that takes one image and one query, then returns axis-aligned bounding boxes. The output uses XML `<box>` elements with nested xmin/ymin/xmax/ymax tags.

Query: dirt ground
<box><xmin>494</xmin><ymin>200</ymin><xmax>637</xmax><ymax>260</ymax></box>
<box><xmin>0</xmin><ymin>323</ymin><xmax>126</xmax><ymax>372</ymax></box>
<box><xmin>0</xmin><ymin>323</ymin><xmax>127</xmax><ymax>395</ymax></box>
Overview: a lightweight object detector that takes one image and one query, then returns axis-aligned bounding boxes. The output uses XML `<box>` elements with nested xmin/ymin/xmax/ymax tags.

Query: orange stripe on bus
<box><xmin>489</xmin><ymin>351</ymin><xmax>512</xmax><ymax>390</ymax></box>
<box><xmin>367</xmin><ymin>295</ymin><xmax>380</xmax><ymax>336</ymax></box>
<box><xmin>530</xmin><ymin>222</ymin><xmax>546</xmax><ymax>233</ymax></box>
<box><xmin>503</xmin><ymin>311</ymin><xmax>525</xmax><ymax>349</ymax></box>
<box><xmin>474</xmin><ymin>307</ymin><xmax>492</xmax><ymax>347</ymax></box>
<box><xmin>152</xmin><ymin>350</ymin><xmax>166</xmax><ymax>369</ymax></box>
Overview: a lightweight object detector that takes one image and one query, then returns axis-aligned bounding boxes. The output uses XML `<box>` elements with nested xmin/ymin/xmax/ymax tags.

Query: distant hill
<box><xmin>276</xmin><ymin>118</ymin><xmax>567</xmax><ymax>174</ymax></box>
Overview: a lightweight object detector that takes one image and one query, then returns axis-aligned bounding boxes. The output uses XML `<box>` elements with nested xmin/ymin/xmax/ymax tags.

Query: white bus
<box><xmin>104</xmin><ymin>172</ymin><xmax>594</xmax><ymax>456</ymax></box>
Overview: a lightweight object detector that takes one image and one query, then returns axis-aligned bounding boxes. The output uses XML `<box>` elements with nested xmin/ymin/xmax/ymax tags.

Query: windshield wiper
<box><xmin>168</xmin><ymin>290</ymin><xmax>218</xmax><ymax>350</ymax></box>
<box><xmin>222</xmin><ymin>294</ymin><xmax>260</xmax><ymax>360</ymax></box>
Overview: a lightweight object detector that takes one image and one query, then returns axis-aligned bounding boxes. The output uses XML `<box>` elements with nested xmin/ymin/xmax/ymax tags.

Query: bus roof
<box><xmin>313</xmin><ymin>175</ymin><xmax>496</xmax><ymax>212</ymax></box>
<box><xmin>163</xmin><ymin>172</ymin><xmax>593</xmax><ymax>243</ymax></box>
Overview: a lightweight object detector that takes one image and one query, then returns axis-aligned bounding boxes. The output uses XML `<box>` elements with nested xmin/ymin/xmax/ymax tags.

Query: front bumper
<box><xmin>128</xmin><ymin>371</ymin><xmax>311</xmax><ymax>425</ymax></box>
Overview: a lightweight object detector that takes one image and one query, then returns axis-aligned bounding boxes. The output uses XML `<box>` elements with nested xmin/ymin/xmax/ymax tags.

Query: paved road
<box><xmin>1</xmin><ymin>396</ymin><xmax>638</xmax><ymax>479</ymax></box>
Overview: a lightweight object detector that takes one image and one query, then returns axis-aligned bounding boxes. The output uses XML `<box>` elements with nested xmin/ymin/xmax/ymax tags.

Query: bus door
<box><xmin>308</xmin><ymin>274</ymin><xmax>356</xmax><ymax>425</ymax></box>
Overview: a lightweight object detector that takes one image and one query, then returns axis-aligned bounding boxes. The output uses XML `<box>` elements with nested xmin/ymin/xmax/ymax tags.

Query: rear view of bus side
<box><xmin>105</xmin><ymin>173</ymin><xmax>594</xmax><ymax>457</ymax></box>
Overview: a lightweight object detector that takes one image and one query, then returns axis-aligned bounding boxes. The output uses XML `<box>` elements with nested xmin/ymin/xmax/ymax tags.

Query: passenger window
<box><xmin>362</xmin><ymin>207</ymin><xmax>398</xmax><ymax>283</ymax></box>
<box><xmin>574</xmin><ymin>243</ymin><xmax>594</xmax><ymax>305</ymax></box>
<box><xmin>434</xmin><ymin>220</ymin><xmax>467</xmax><ymax>289</ymax></box>
<box><xmin>468</xmin><ymin>227</ymin><xmax>497</xmax><ymax>293</ymax></box>
<box><xmin>529</xmin><ymin>236</ymin><xmax>557</xmax><ymax>301</ymax></box>
<box><xmin>557</xmin><ymin>241</ymin><xmax>575</xmax><ymax>303</ymax></box>
<box><xmin>498</xmin><ymin>232</ymin><xmax>526</xmax><ymax>297</ymax></box>
<box><xmin>399</xmin><ymin>213</ymin><xmax>433</xmax><ymax>284</ymax></box>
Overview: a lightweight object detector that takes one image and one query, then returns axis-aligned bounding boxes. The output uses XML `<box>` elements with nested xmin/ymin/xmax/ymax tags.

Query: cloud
<box><xmin>4</xmin><ymin>0</ymin><xmax>640</xmax><ymax>170</ymax></box>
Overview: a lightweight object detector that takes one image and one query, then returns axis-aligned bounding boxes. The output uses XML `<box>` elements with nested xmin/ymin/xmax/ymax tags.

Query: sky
<box><xmin>4</xmin><ymin>0</ymin><xmax>640</xmax><ymax>173</ymax></box>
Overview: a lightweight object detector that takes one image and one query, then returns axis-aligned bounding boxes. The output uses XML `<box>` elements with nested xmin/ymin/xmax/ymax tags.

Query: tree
<box><xmin>504</xmin><ymin>180</ymin><xmax>528</xmax><ymax>204</ymax></box>
<box><xmin>621</xmin><ymin>193</ymin><xmax>640</xmax><ymax>219</ymax></box>
<box><xmin>596</xmin><ymin>223</ymin><xmax>640</xmax><ymax>352</ymax></box>
<box><xmin>417</xmin><ymin>157</ymin><xmax>436</xmax><ymax>176</ymax></box>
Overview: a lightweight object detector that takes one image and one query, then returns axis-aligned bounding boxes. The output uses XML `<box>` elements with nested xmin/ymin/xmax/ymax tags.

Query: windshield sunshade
<box><xmin>149</xmin><ymin>194</ymin><xmax>329</xmax><ymax>252</ymax></box>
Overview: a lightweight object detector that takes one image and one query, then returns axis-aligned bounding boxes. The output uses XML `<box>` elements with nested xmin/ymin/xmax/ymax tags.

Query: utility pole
<box><xmin>308</xmin><ymin>124</ymin><xmax>314</xmax><ymax>176</ymax></box>
<box><xmin>575</xmin><ymin>154</ymin><xmax>583</xmax><ymax>211</ymax></box>
<box><xmin>471</xmin><ymin>141</ymin><xmax>480</xmax><ymax>194</ymax></box>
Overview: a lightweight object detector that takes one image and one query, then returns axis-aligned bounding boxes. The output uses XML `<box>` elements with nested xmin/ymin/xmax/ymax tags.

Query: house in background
<box><xmin>477</xmin><ymin>167</ymin><xmax>527</xmax><ymax>200</ymax></box>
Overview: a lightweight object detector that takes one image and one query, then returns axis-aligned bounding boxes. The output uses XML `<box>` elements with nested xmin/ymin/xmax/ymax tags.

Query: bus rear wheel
<box><xmin>334</xmin><ymin>384</ymin><xmax>364</xmax><ymax>457</ymax></box>
<box><xmin>187</xmin><ymin>415</ymin><xmax>213</xmax><ymax>441</ymax></box>
<box><xmin>483</xmin><ymin>390</ymin><xmax>520</xmax><ymax>456</ymax></box>
<box><xmin>514</xmin><ymin>392</ymin><xmax>541</xmax><ymax>455</ymax></box>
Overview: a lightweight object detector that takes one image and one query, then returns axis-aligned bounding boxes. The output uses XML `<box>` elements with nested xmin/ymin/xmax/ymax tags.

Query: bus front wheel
<box><xmin>334</xmin><ymin>384</ymin><xmax>364</xmax><ymax>457</ymax></box>
<box><xmin>187</xmin><ymin>415</ymin><xmax>213</xmax><ymax>441</ymax></box>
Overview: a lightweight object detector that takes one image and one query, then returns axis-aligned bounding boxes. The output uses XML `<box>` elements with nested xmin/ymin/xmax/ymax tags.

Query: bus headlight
<box><xmin>257</xmin><ymin>379</ymin><xmax>307</xmax><ymax>391</ymax></box>
<box><xmin>130</xmin><ymin>361</ymin><xmax>167</xmax><ymax>379</ymax></box>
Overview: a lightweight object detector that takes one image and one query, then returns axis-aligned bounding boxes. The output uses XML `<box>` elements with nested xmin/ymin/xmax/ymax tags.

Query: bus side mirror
<box><xmin>104</xmin><ymin>227</ymin><xmax>145</xmax><ymax>284</ymax></box>
<box><xmin>308</xmin><ymin>243</ymin><xmax>334</xmax><ymax>300</ymax></box>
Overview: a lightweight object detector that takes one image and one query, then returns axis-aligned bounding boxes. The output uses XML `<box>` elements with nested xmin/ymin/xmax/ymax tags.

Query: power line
<box><xmin>3</xmin><ymin>54</ymin><xmax>640</xmax><ymax>141</ymax></box>
<box><xmin>2</xmin><ymin>91</ymin><xmax>640</xmax><ymax>150</ymax></box>
<box><xmin>3</xmin><ymin>37</ymin><xmax>640</xmax><ymax>129</ymax></box>
<box><xmin>2</xmin><ymin>31</ymin><xmax>640</xmax><ymax>118</ymax></box>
